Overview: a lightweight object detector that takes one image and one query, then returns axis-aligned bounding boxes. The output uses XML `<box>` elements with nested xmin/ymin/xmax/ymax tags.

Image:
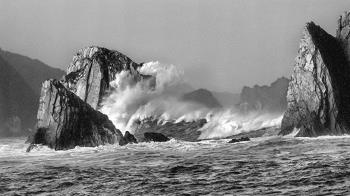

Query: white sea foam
<box><xmin>100</xmin><ymin>61</ymin><xmax>283</xmax><ymax>138</ymax></box>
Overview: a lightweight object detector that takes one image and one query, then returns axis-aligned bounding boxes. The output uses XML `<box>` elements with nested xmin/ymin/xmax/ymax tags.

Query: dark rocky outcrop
<box><xmin>228</xmin><ymin>137</ymin><xmax>250</xmax><ymax>143</ymax></box>
<box><xmin>0</xmin><ymin>56</ymin><xmax>37</xmax><ymax>136</ymax></box>
<box><xmin>238</xmin><ymin>77</ymin><xmax>289</xmax><ymax>113</ymax></box>
<box><xmin>280</xmin><ymin>21</ymin><xmax>350</xmax><ymax>137</ymax></box>
<box><xmin>63</xmin><ymin>46</ymin><xmax>154</xmax><ymax>109</ymax></box>
<box><xmin>144</xmin><ymin>132</ymin><xmax>170</xmax><ymax>142</ymax></box>
<box><xmin>132</xmin><ymin>118</ymin><xmax>207</xmax><ymax>142</ymax></box>
<box><xmin>28</xmin><ymin>79</ymin><xmax>123</xmax><ymax>151</ymax></box>
<box><xmin>182</xmin><ymin>88</ymin><xmax>222</xmax><ymax>108</ymax></box>
<box><xmin>119</xmin><ymin>131</ymin><xmax>138</xmax><ymax>146</ymax></box>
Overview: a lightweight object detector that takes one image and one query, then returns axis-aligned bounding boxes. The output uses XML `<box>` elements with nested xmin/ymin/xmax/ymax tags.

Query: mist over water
<box><xmin>100</xmin><ymin>61</ymin><xmax>283</xmax><ymax>138</ymax></box>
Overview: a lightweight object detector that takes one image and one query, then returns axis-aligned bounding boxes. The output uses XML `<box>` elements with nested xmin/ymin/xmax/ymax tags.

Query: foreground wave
<box><xmin>1</xmin><ymin>134</ymin><xmax>350</xmax><ymax>195</ymax></box>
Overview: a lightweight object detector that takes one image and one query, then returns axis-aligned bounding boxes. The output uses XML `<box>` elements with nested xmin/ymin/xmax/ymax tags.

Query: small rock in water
<box><xmin>228</xmin><ymin>137</ymin><xmax>250</xmax><ymax>143</ymax></box>
<box><xmin>144</xmin><ymin>132</ymin><xmax>170</xmax><ymax>142</ymax></box>
<box><xmin>119</xmin><ymin>131</ymin><xmax>138</xmax><ymax>146</ymax></box>
<box><xmin>26</xmin><ymin>144</ymin><xmax>38</xmax><ymax>152</ymax></box>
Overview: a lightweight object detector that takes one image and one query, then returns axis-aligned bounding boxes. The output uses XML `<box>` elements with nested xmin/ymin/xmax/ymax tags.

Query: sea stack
<box><xmin>280</xmin><ymin>19</ymin><xmax>350</xmax><ymax>136</ymax></box>
<box><xmin>29</xmin><ymin>79</ymin><xmax>122</xmax><ymax>150</ymax></box>
<box><xmin>28</xmin><ymin>46</ymin><xmax>154</xmax><ymax>151</ymax></box>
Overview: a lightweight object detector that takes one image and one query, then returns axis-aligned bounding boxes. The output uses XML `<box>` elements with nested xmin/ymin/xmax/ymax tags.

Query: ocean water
<box><xmin>1</xmin><ymin>135</ymin><xmax>350</xmax><ymax>195</ymax></box>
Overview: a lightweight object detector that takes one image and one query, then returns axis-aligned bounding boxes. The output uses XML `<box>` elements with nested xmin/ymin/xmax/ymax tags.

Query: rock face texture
<box><xmin>238</xmin><ymin>77</ymin><xmax>289</xmax><ymax>113</ymax></box>
<box><xmin>28</xmin><ymin>46</ymin><xmax>153</xmax><ymax>150</ymax></box>
<box><xmin>119</xmin><ymin>131</ymin><xmax>138</xmax><ymax>146</ymax></box>
<box><xmin>29</xmin><ymin>79</ymin><xmax>122</xmax><ymax>150</ymax></box>
<box><xmin>280</xmin><ymin>21</ymin><xmax>350</xmax><ymax>137</ymax></box>
<box><xmin>144</xmin><ymin>132</ymin><xmax>170</xmax><ymax>142</ymax></box>
<box><xmin>182</xmin><ymin>88</ymin><xmax>222</xmax><ymax>108</ymax></box>
<box><xmin>337</xmin><ymin>11</ymin><xmax>350</xmax><ymax>64</ymax></box>
<box><xmin>64</xmin><ymin>46</ymin><xmax>154</xmax><ymax>109</ymax></box>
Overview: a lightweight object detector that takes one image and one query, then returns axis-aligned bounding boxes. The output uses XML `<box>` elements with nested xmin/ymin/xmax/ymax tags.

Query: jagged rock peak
<box><xmin>337</xmin><ymin>11</ymin><xmax>350</xmax><ymax>63</ymax></box>
<box><xmin>280</xmin><ymin>21</ymin><xmax>350</xmax><ymax>137</ymax></box>
<box><xmin>63</xmin><ymin>46</ymin><xmax>154</xmax><ymax>109</ymax></box>
<box><xmin>67</xmin><ymin>46</ymin><xmax>141</xmax><ymax>74</ymax></box>
<box><xmin>337</xmin><ymin>11</ymin><xmax>350</xmax><ymax>38</ymax></box>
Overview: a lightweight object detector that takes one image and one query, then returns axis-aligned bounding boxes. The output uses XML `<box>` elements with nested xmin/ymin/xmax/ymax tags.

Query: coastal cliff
<box><xmin>280</xmin><ymin>21</ymin><xmax>350</xmax><ymax>136</ymax></box>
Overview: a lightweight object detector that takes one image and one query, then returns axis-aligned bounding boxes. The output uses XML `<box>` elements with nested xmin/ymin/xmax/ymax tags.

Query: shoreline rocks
<box><xmin>228</xmin><ymin>137</ymin><xmax>250</xmax><ymax>143</ymax></box>
<box><xmin>144</xmin><ymin>132</ymin><xmax>170</xmax><ymax>142</ymax></box>
<box><xmin>119</xmin><ymin>131</ymin><xmax>138</xmax><ymax>146</ymax></box>
<box><xmin>132</xmin><ymin>118</ymin><xmax>207</xmax><ymax>142</ymax></box>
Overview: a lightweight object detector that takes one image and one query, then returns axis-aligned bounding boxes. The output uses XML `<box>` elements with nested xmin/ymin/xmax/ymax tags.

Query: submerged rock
<box><xmin>119</xmin><ymin>131</ymin><xmax>138</xmax><ymax>146</ymax></box>
<box><xmin>280</xmin><ymin>22</ymin><xmax>350</xmax><ymax>137</ymax></box>
<box><xmin>132</xmin><ymin>118</ymin><xmax>207</xmax><ymax>142</ymax></box>
<box><xmin>28</xmin><ymin>79</ymin><xmax>123</xmax><ymax>151</ymax></box>
<box><xmin>63</xmin><ymin>46</ymin><xmax>154</xmax><ymax>109</ymax></box>
<box><xmin>228</xmin><ymin>137</ymin><xmax>250</xmax><ymax>143</ymax></box>
<box><xmin>144</xmin><ymin>132</ymin><xmax>170</xmax><ymax>142</ymax></box>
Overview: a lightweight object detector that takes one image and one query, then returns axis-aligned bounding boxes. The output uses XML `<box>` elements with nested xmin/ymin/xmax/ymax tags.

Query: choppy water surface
<box><xmin>1</xmin><ymin>135</ymin><xmax>350</xmax><ymax>195</ymax></box>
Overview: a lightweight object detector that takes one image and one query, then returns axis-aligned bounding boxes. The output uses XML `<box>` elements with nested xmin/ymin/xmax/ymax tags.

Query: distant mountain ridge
<box><xmin>238</xmin><ymin>77</ymin><xmax>289</xmax><ymax>113</ymax></box>
<box><xmin>182</xmin><ymin>88</ymin><xmax>222</xmax><ymax>108</ymax></box>
<box><xmin>0</xmin><ymin>55</ymin><xmax>37</xmax><ymax>136</ymax></box>
<box><xmin>0</xmin><ymin>49</ymin><xmax>65</xmax><ymax>136</ymax></box>
<box><xmin>0</xmin><ymin>49</ymin><xmax>64</xmax><ymax>95</ymax></box>
<box><xmin>211</xmin><ymin>91</ymin><xmax>240</xmax><ymax>108</ymax></box>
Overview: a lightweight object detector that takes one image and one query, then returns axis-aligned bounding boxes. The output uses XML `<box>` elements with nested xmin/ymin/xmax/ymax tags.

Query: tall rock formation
<box><xmin>28</xmin><ymin>46</ymin><xmax>154</xmax><ymax>150</ymax></box>
<box><xmin>64</xmin><ymin>46</ymin><xmax>154</xmax><ymax>109</ymax></box>
<box><xmin>30</xmin><ymin>79</ymin><xmax>122</xmax><ymax>150</ymax></box>
<box><xmin>280</xmin><ymin>21</ymin><xmax>350</xmax><ymax>137</ymax></box>
<box><xmin>337</xmin><ymin>11</ymin><xmax>350</xmax><ymax>64</ymax></box>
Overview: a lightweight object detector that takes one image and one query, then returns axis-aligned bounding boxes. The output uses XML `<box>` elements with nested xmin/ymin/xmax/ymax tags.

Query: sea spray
<box><xmin>100</xmin><ymin>61</ymin><xmax>210</xmax><ymax>133</ymax></box>
<box><xmin>100</xmin><ymin>61</ymin><xmax>283</xmax><ymax>138</ymax></box>
<box><xmin>198</xmin><ymin>111</ymin><xmax>283</xmax><ymax>139</ymax></box>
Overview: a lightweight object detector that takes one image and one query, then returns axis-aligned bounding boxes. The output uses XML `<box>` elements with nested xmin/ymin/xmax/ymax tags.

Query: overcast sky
<box><xmin>1</xmin><ymin>0</ymin><xmax>350</xmax><ymax>93</ymax></box>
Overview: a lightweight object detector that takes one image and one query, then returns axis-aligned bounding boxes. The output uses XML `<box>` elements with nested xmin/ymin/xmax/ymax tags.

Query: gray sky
<box><xmin>1</xmin><ymin>0</ymin><xmax>350</xmax><ymax>93</ymax></box>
